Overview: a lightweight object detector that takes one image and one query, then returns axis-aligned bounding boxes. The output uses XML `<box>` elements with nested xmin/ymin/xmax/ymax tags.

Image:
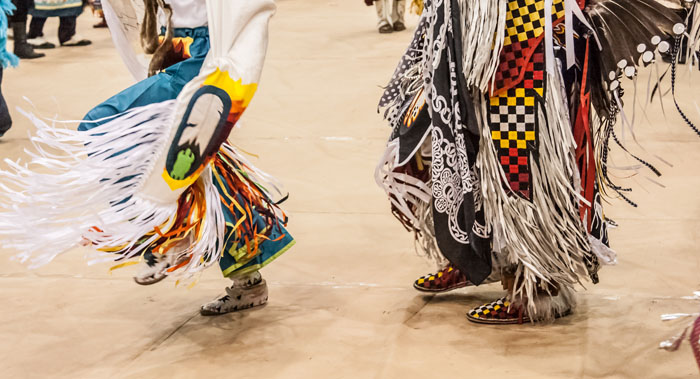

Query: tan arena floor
<box><xmin>2</xmin><ymin>1</ymin><xmax>700</xmax><ymax>377</ymax></box>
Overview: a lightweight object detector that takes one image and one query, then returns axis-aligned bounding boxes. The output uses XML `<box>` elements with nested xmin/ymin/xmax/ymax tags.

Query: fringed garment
<box><xmin>376</xmin><ymin>0</ymin><xmax>697</xmax><ymax>319</ymax></box>
<box><xmin>0</xmin><ymin>0</ymin><xmax>293</xmax><ymax>281</ymax></box>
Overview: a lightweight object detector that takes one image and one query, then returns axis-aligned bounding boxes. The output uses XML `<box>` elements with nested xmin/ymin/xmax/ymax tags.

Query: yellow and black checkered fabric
<box><xmin>503</xmin><ymin>0</ymin><xmax>566</xmax><ymax>47</ymax></box>
<box><xmin>488</xmin><ymin>40</ymin><xmax>545</xmax><ymax>199</ymax></box>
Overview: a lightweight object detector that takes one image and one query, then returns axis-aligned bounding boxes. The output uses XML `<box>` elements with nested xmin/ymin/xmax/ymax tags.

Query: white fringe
<box><xmin>374</xmin><ymin>142</ymin><xmax>432</xmax><ymax>227</ymax></box>
<box><xmin>414</xmin><ymin>200</ymin><xmax>449</xmax><ymax>269</ymax></box>
<box><xmin>0</xmin><ymin>104</ymin><xmax>288</xmax><ymax>279</ymax></box>
<box><xmin>181</xmin><ymin>167</ymin><xmax>225</xmax><ymax>276</ymax></box>
<box><xmin>375</xmin><ymin>142</ymin><xmax>445</xmax><ymax>265</ymax></box>
<box><xmin>475</xmin><ymin>65</ymin><xmax>591</xmax><ymax>317</ymax></box>
<box><xmin>589</xmin><ymin>235</ymin><xmax>617</xmax><ymax>265</ymax></box>
<box><xmin>0</xmin><ymin>102</ymin><xmax>179</xmax><ymax>268</ymax></box>
<box><xmin>458</xmin><ymin>0</ymin><xmax>507</xmax><ymax>92</ymax></box>
<box><xmin>220</xmin><ymin>142</ymin><xmax>286</xmax><ymax>203</ymax></box>
<box><xmin>685</xmin><ymin>3</ymin><xmax>700</xmax><ymax>71</ymax></box>
<box><xmin>513</xmin><ymin>284</ymin><xmax>577</xmax><ymax>321</ymax></box>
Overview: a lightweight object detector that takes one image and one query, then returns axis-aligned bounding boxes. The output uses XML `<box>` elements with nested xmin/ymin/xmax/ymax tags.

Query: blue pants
<box><xmin>80</xmin><ymin>27</ymin><xmax>294</xmax><ymax>277</ymax></box>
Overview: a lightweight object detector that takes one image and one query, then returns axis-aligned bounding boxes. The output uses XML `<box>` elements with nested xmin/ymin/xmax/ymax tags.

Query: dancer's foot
<box><xmin>27</xmin><ymin>37</ymin><xmax>55</xmax><ymax>49</ymax></box>
<box><xmin>393</xmin><ymin>21</ymin><xmax>406</xmax><ymax>32</ymax></box>
<box><xmin>60</xmin><ymin>37</ymin><xmax>92</xmax><ymax>47</ymax></box>
<box><xmin>200</xmin><ymin>275</ymin><xmax>268</xmax><ymax>316</ymax></box>
<box><xmin>133</xmin><ymin>250</ymin><xmax>184</xmax><ymax>285</ymax></box>
<box><xmin>378</xmin><ymin>24</ymin><xmax>393</xmax><ymax>34</ymax></box>
<box><xmin>11</xmin><ymin>22</ymin><xmax>46</xmax><ymax>59</ymax></box>
<box><xmin>133</xmin><ymin>252</ymin><xmax>170</xmax><ymax>285</ymax></box>
<box><xmin>466</xmin><ymin>297</ymin><xmax>572</xmax><ymax>325</ymax></box>
<box><xmin>413</xmin><ymin>265</ymin><xmax>469</xmax><ymax>293</ymax></box>
<box><xmin>466</xmin><ymin>297</ymin><xmax>529</xmax><ymax>324</ymax></box>
<box><xmin>94</xmin><ymin>18</ymin><xmax>108</xmax><ymax>28</ymax></box>
<box><xmin>134</xmin><ymin>236</ymin><xmax>191</xmax><ymax>285</ymax></box>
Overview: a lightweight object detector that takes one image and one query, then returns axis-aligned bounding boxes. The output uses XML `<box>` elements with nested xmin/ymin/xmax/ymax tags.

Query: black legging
<box><xmin>8</xmin><ymin>0</ymin><xmax>33</xmax><ymax>23</ymax></box>
<box><xmin>27</xmin><ymin>16</ymin><xmax>77</xmax><ymax>44</ymax></box>
<box><xmin>0</xmin><ymin>68</ymin><xmax>12</xmax><ymax>137</ymax></box>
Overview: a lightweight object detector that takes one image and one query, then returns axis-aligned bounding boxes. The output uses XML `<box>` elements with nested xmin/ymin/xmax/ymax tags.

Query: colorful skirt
<box><xmin>77</xmin><ymin>27</ymin><xmax>293</xmax><ymax>278</ymax></box>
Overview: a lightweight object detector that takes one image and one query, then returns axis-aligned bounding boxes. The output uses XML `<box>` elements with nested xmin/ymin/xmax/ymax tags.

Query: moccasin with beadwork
<box><xmin>413</xmin><ymin>265</ymin><xmax>470</xmax><ymax>293</ymax></box>
<box><xmin>466</xmin><ymin>297</ymin><xmax>531</xmax><ymax>325</ymax></box>
<box><xmin>467</xmin><ymin>297</ymin><xmax>573</xmax><ymax>325</ymax></box>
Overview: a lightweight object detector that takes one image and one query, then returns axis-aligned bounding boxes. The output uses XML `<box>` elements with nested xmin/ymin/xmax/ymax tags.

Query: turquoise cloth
<box><xmin>30</xmin><ymin>0</ymin><xmax>83</xmax><ymax>18</ymax></box>
<box><xmin>214</xmin><ymin>177</ymin><xmax>295</xmax><ymax>278</ymax></box>
<box><xmin>0</xmin><ymin>0</ymin><xmax>19</xmax><ymax>68</ymax></box>
<box><xmin>79</xmin><ymin>27</ymin><xmax>211</xmax><ymax>131</ymax></box>
<box><xmin>79</xmin><ymin>27</ymin><xmax>294</xmax><ymax>277</ymax></box>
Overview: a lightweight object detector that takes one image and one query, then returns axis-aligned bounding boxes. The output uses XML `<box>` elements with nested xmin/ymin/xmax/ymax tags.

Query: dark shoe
<box><xmin>93</xmin><ymin>18</ymin><xmax>107</xmax><ymax>28</ymax></box>
<box><xmin>378</xmin><ymin>24</ymin><xmax>393</xmax><ymax>34</ymax></box>
<box><xmin>11</xmin><ymin>22</ymin><xmax>45</xmax><ymax>59</ymax></box>
<box><xmin>27</xmin><ymin>37</ymin><xmax>56</xmax><ymax>49</ymax></box>
<box><xmin>413</xmin><ymin>265</ymin><xmax>470</xmax><ymax>293</ymax></box>
<box><xmin>60</xmin><ymin>37</ymin><xmax>92</xmax><ymax>47</ymax></box>
<box><xmin>393</xmin><ymin>22</ymin><xmax>406</xmax><ymax>32</ymax></box>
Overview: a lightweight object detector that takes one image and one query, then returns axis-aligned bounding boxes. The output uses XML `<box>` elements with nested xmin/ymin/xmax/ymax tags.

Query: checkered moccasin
<box><xmin>466</xmin><ymin>297</ymin><xmax>530</xmax><ymax>325</ymax></box>
<box><xmin>413</xmin><ymin>265</ymin><xmax>470</xmax><ymax>293</ymax></box>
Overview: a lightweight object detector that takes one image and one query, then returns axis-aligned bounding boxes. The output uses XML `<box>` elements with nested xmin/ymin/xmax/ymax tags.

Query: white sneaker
<box><xmin>200</xmin><ymin>279</ymin><xmax>268</xmax><ymax>316</ymax></box>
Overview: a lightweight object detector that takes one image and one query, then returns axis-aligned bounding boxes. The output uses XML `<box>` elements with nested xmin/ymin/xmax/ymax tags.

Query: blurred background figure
<box><xmin>365</xmin><ymin>0</ymin><xmax>405</xmax><ymax>34</ymax></box>
<box><xmin>409</xmin><ymin>0</ymin><xmax>422</xmax><ymax>15</ymax></box>
<box><xmin>27</xmin><ymin>0</ymin><xmax>91</xmax><ymax>48</ymax></box>
<box><xmin>90</xmin><ymin>0</ymin><xmax>105</xmax><ymax>28</ymax></box>
<box><xmin>1</xmin><ymin>0</ymin><xmax>19</xmax><ymax>137</ymax></box>
<box><xmin>8</xmin><ymin>0</ymin><xmax>43</xmax><ymax>58</ymax></box>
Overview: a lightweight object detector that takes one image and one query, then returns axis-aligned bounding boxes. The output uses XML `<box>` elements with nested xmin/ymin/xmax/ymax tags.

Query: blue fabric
<box><xmin>0</xmin><ymin>0</ymin><xmax>18</xmax><ymax>68</ymax></box>
<box><xmin>79</xmin><ymin>27</ymin><xmax>211</xmax><ymax>131</ymax></box>
<box><xmin>1</xmin><ymin>0</ymin><xmax>15</xmax><ymax>135</ymax></box>
<box><xmin>215</xmin><ymin>179</ymin><xmax>294</xmax><ymax>277</ymax></box>
<box><xmin>218</xmin><ymin>223</ymin><xmax>294</xmax><ymax>277</ymax></box>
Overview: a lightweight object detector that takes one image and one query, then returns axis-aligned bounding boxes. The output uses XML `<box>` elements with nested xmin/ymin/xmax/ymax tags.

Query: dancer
<box><xmin>365</xmin><ymin>0</ymin><xmax>406</xmax><ymax>34</ymax></box>
<box><xmin>27</xmin><ymin>0</ymin><xmax>91</xmax><ymax>48</ymax></box>
<box><xmin>90</xmin><ymin>0</ymin><xmax>107</xmax><ymax>28</ymax></box>
<box><xmin>376</xmin><ymin>0</ymin><xmax>699</xmax><ymax>323</ymax></box>
<box><xmin>1</xmin><ymin>0</ymin><xmax>19</xmax><ymax>136</ymax></box>
<box><xmin>0</xmin><ymin>0</ymin><xmax>294</xmax><ymax>316</ymax></box>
